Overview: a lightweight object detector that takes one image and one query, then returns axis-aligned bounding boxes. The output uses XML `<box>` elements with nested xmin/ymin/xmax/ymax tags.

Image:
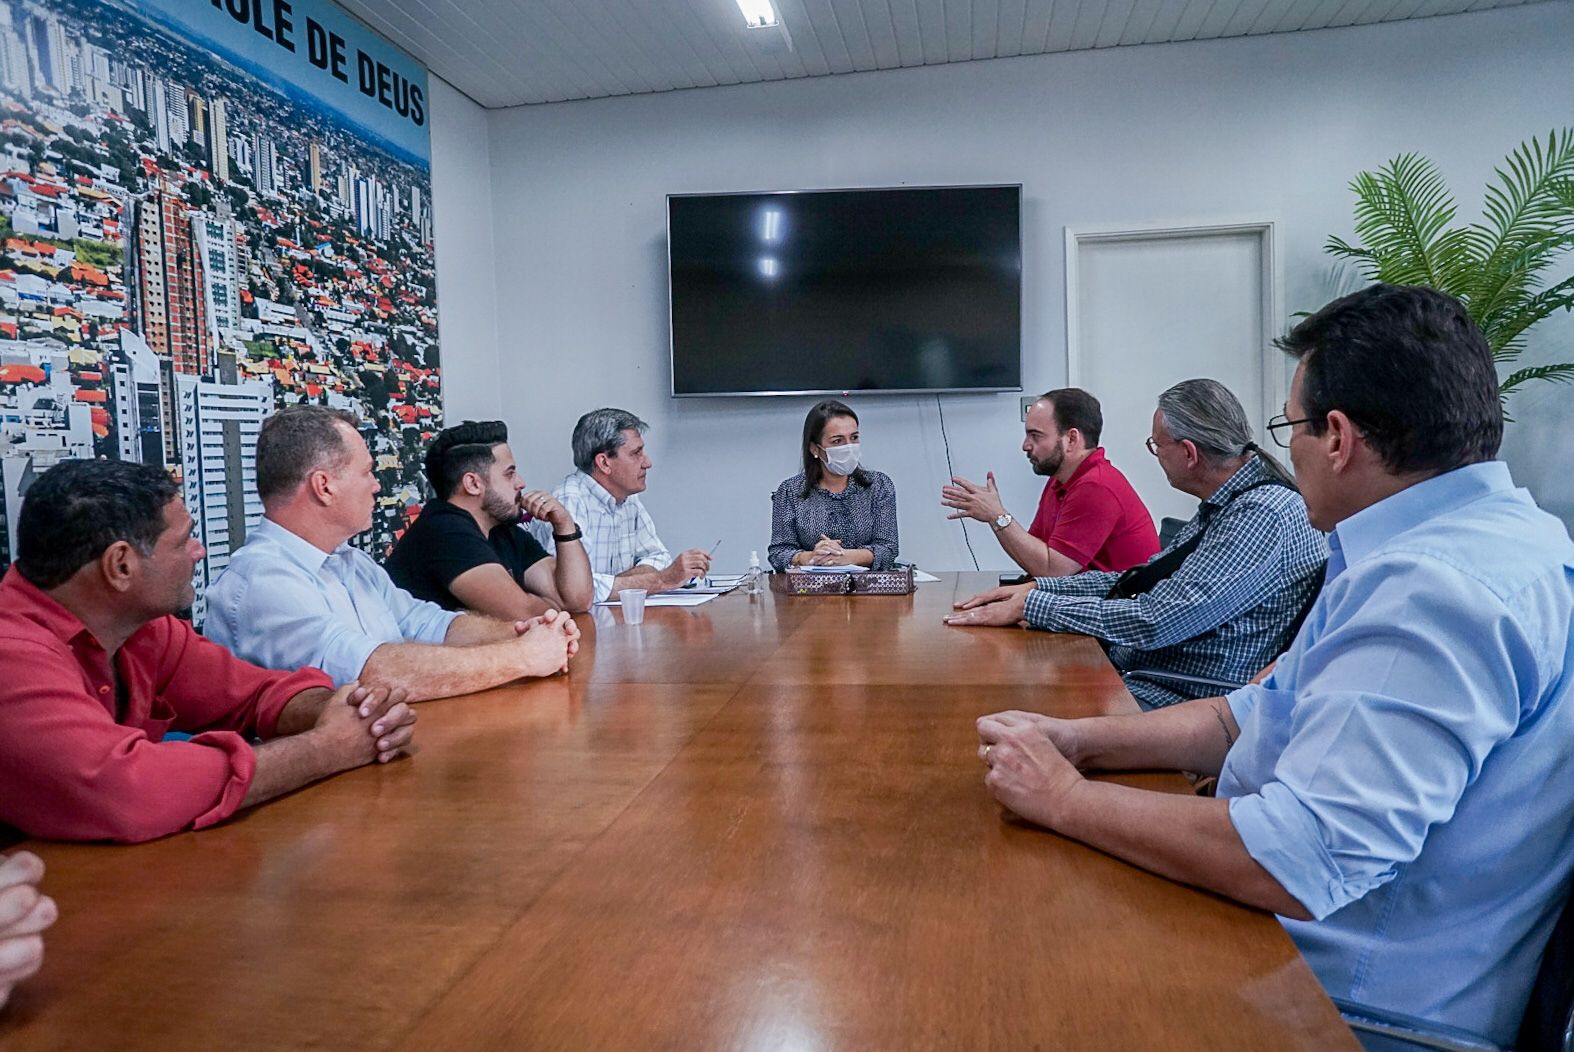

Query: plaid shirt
<box><xmin>768</xmin><ymin>470</ymin><xmax>899</xmax><ymax>572</ymax></box>
<box><xmin>531</xmin><ymin>472</ymin><xmax>672</xmax><ymax>603</ymax></box>
<box><xmin>1023</xmin><ymin>457</ymin><xmax>1327</xmax><ymax>708</ymax></box>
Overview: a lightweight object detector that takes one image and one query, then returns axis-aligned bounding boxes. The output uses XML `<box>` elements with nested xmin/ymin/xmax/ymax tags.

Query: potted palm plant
<box><xmin>1324</xmin><ymin>128</ymin><xmax>1574</xmax><ymax>415</ymax></box>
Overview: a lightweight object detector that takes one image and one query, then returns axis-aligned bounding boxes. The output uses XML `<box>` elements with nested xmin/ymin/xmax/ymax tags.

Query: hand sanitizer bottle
<box><xmin>745</xmin><ymin>551</ymin><xmax>766</xmax><ymax>596</ymax></box>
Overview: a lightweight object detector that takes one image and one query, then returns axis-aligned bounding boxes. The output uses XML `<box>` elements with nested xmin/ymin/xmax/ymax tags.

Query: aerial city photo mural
<box><xmin>0</xmin><ymin>0</ymin><xmax>439</xmax><ymax>624</ymax></box>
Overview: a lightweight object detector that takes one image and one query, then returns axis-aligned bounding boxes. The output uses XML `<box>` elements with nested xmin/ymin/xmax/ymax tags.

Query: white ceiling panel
<box><xmin>332</xmin><ymin>0</ymin><xmax>1557</xmax><ymax>108</ymax></box>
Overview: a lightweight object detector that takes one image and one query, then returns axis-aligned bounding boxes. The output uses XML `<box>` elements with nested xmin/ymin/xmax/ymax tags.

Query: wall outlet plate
<box><xmin>1020</xmin><ymin>396</ymin><xmax>1036</xmax><ymax>421</ymax></box>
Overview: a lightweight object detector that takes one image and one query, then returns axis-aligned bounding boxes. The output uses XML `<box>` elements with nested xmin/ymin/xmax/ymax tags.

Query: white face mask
<box><xmin>820</xmin><ymin>442</ymin><xmax>861</xmax><ymax>476</ymax></box>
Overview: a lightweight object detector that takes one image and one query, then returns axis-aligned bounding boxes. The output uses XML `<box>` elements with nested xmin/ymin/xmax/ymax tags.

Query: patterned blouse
<box><xmin>768</xmin><ymin>470</ymin><xmax>900</xmax><ymax>572</ymax></box>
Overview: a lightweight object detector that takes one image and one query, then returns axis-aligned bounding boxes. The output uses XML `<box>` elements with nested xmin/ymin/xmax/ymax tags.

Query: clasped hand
<box><xmin>328</xmin><ymin>682</ymin><xmax>417</xmax><ymax>765</ymax></box>
<box><xmin>0</xmin><ymin>850</ymin><xmax>56</xmax><ymax>1011</ymax></box>
<box><xmin>512</xmin><ymin>610</ymin><xmax>581</xmax><ymax>675</ymax></box>
<box><xmin>805</xmin><ymin>535</ymin><xmax>849</xmax><ymax>566</ymax></box>
<box><xmin>977</xmin><ymin>710</ymin><xmax>1086</xmax><ymax>830</ymax></box>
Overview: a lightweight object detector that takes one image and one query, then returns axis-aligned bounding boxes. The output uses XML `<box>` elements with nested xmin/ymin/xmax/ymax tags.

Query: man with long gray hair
<box><xmin>948</xmin><ymin>379</ymin><xmax>1326</xmax><ymax>708</ymax></box>
<box><xmin>532</xmin><ymin>408</ymin><xmax>711</xmax><ymax>603</ymax></box>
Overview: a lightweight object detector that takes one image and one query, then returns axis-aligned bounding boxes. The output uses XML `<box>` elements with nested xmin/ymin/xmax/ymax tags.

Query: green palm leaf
<box><xmin>1473</xmin><ymin>235</ymin><xmax>1574</xmax><ymax>355</ymax></box>
<box><xmin>1500</xmin><ymin>362</ymin><xmax>1574</xmax><ymax>397</ymax></box>
<box><xmin>1552</xmin><ymin>177</ymin><xmax>1574</xmax><ymax>212</ymax></box>
<box><xmin>1324</xmin><ymin>129</ymin><xmax>1574</xmax><ymax>413</ymax></box>
<box><xmin>1486</xmin><ymin>272</ymin><xmax>1574</xmax><ymax>356</ymax></box>
<box><xmin>1469</xmin><ymin>130</ymin><xmax>1574</xmax><ymax>320</ymax></box>
<box><xmin>1343</xmin><ymin>155</ymin><xmax>1466</xmax><ymax>290</ymax></box>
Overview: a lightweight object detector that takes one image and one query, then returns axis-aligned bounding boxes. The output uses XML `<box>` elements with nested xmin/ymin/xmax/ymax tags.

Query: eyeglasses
<box><xmin>1266</xmin><ymin>413</ymin><xmax>1317</xmax><ymax>448</ymax></box>
<box><xmin>1144</xmin><ymin>436</ymin><xmax>1160</xmax><ymax>456</ymax></box>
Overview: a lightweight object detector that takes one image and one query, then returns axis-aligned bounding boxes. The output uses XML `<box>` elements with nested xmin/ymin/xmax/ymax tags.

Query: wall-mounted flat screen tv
<box><xmin>668</xmin><ymin>185</ymin><xmax>1022</xmax><ymax>397</ymax></box>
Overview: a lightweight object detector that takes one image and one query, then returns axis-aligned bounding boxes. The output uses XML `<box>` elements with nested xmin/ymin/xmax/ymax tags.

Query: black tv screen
<box><xmin>668</xmin><ymin>185</ymin><xmax>1022</xmax><ymax>396</ymax></box>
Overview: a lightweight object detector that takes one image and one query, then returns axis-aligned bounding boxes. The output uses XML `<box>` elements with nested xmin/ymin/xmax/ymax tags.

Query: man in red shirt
<box><xmin>942</xmin><ymin>388</ymin><xmax>1159</xmax><ymax>576</ymax></box>
<box><xmin>0</xmin><ymin>459</ymin><xmax>418</xmax><ymax>844</ymax></box>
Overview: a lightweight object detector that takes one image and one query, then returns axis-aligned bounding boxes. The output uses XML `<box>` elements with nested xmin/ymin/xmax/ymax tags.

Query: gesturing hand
<box><xmin>977</xmin><ymin>714</ymin><xmax>1085</xmax><ymax>830</ymax></box>
<box><xmin>940</xmin><ymin>472</ymin><xmax>1006</xmax><ymax>523</ymax></box>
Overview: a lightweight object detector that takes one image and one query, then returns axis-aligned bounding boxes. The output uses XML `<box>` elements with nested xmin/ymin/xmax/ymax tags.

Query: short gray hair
<box><xmin>1157</xmin><ymin>379</ymin><xmax>1296</xmax><ymax>486</ymax></box>
<box><xmin>572</xmin><ymin>407</ymin><xmax>648</xmax><ymax>474</ymax></box>
<box><xmin>257</xmin><ymin>406</ymin><xmax>362</xmax><ymax>501</ymax></box>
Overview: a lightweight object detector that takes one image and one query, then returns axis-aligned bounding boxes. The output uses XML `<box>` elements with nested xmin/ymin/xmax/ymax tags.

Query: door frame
<box><xmin>1063</xmin><ymin>219</ymin><xmax>1286</xmax><ymax>444</ymax></box>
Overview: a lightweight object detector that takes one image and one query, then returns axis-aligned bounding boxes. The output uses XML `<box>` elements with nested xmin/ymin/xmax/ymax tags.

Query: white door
<box><xmin>1069</xmin><ymin>226</ymin><xmax>1279</xmax><ymax>527</ymax></box>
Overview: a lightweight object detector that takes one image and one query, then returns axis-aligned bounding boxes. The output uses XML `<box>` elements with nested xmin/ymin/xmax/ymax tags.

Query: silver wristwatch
<box><xmin>992</xmin><ymin>512</ymin><xmax>1013</xmax><ymax>532</ymax></box>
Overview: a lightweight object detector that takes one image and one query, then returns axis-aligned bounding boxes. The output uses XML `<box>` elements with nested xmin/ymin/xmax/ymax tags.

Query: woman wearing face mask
<box><xmin>769</xmin><ymin>399</ymin><xmax>899</xmax><ymax>572</ymax></box>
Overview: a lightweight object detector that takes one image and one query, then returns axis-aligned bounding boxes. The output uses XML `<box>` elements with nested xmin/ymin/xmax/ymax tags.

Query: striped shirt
<box><xmin>1023</xmin><ymin>457</ymin><xmax>1327</xmax><ymax>708</ymax></box>
<box><xmin>768</xmin><ymin>470</ymin><xmax>900</xmax><ymax>572</ymax></box>
<box><xmin>531</xmin><ymin>471</ymin><xmax>671</xmax><ymax>603</ymax></box>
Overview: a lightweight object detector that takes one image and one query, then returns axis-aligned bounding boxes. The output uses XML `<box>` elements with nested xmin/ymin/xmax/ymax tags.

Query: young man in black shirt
<box><xmin>387</xmin><ymin>421</ymin><xmax>594</xmax><ymax>617</ymax></box>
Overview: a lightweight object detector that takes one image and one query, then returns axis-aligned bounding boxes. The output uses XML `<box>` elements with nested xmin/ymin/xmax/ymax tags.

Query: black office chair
<box><xmin>1517</xmin><ymin>888</ymin><xmax>1574</xmax><ymax>1052</ymax></box>
<box><xmin>1158</xmin><ymin>516</ymin><xmax>1188</xmax><ymax>548</ymax></box>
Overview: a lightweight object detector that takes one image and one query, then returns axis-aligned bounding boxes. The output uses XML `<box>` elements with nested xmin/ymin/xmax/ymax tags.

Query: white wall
<box><xmin>430</xmin><ymin>75</ymin><xmax>503</xmax><ymax>424</ymax></box>
<box><xmin>457</xmin><ymin>3</ymin><xmax>1574</xmax><ymax>572</ymax></box>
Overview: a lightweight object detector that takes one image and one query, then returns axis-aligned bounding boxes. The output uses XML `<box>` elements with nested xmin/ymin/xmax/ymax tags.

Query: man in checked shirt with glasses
<box><xmin>946</xmin><ymin>379</ymin><xmax>1326</xmax><ymax>708</ymax></box>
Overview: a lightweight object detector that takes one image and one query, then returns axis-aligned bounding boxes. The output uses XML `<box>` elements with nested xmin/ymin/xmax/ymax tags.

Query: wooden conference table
<box><xmin>1</xmin><ymin>573</ymin><xmax>1355</xmax><ymax>1050</ymax></box>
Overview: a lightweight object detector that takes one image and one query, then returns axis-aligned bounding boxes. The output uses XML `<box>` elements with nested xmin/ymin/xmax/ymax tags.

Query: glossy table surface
<box><xmin>1</xmin><ymin>573</ymin><xmax>1355</xmax><ymax>1050</ymax></box>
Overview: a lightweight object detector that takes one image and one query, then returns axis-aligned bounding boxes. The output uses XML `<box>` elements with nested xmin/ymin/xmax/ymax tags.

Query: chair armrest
<box><xmin>1332</xmin><ymin>997</ymin><xmax>1500</xmax><ymax>1052</ymax></box>
<box><xmin>1121</xmin><ymin>668</ymin><xmax>1248</xmax><ymax>693</ymax></box>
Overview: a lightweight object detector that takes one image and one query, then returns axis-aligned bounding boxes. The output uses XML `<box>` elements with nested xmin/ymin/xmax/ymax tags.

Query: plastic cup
<box><xmin>619</xmin><ymin>588</ymin><xmax>648</xmax><ymax>624</ymax></box>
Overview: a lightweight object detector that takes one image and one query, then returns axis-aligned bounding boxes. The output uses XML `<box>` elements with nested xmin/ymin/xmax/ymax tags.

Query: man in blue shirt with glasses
<box><xmin>975</xmin><ymin>283</ymin><xmax>1574</xmax><ymax>1046</ymax></box>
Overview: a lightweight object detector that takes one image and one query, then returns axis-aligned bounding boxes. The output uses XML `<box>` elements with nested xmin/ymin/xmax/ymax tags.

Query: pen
<box><xmin>687</xmin><ymin>539</ymin><xmax>722</xmax><ymax>588</ymax></box>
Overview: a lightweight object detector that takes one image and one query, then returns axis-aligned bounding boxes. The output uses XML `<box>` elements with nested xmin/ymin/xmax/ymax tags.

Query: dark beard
<box><xmin>1031</xmin><ymin>448</ymin><xmax>1062</xmax><ymax>477</ymax></box>
<box><xmin>482</xmin><ymin>487</ymin><xmax>521</xmax><ymax>526</ymax></box>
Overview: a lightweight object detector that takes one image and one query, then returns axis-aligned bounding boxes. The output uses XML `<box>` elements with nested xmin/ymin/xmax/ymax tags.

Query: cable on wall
<box><xmin>935</xmin><ymin>393</ymin><xmax>980</xmax><ymax>571</ymax></box>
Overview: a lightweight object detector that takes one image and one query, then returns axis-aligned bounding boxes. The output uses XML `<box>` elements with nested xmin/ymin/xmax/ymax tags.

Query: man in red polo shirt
<box><xmin>943</xmin><ymin>388</ymin><xmax>1158</xmax><ymax>576</ymax></box>
<box><xmin>0</xmin><ymin>459</ymin><xmax>418</xmax><ymax>844</ymax></box>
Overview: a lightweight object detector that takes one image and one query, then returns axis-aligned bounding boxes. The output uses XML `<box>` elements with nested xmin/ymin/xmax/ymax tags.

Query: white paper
<box><xmin>795</xmin><ymin>565</ymin><xmax>868</xmax><ymax>574</ymax></box>
<box><xmin>912</xmin><ymin>570</ymin><xmax>941</xmax><ymax>583</ymax></box>
<box><xmin>596</xmin><ymin>592</ymin><xmax>718</xmax><ymax>608</ymax></box>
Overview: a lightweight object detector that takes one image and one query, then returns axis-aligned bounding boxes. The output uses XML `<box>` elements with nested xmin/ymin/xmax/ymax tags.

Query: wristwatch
<box><xmin>553</xmin><ymin>527</ymin><xmax>583</xmax><ymax>543</ymax></box>
<box><xmin>992</xmin><ymin>513</ymin><xmax>1014</xmax><ymax>532</ymax></box>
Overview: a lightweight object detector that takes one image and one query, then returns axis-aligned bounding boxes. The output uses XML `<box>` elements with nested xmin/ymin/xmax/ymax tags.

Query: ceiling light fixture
<box><xmin>736</xmin><ymin>0</ymin><xmax>779</xmax><ymax>29</ymax></box>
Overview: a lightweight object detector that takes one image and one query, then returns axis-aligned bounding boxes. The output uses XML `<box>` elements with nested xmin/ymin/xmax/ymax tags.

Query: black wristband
<box><xmin>553</xmin><ymin>527</ymin><xmax>583</xmax><ymax>543</ymax></box>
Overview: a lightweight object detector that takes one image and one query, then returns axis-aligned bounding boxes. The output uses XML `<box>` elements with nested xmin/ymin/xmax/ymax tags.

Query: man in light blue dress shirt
<box><xmin>975</xmin><ymin>285</ymin><xmax>1573</xmax><ymax>1045</ymax></box>
<box><xmin>206</xmin><ymin>407</ymin><xmax>578</xmax><ymax>700</ymax></box>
